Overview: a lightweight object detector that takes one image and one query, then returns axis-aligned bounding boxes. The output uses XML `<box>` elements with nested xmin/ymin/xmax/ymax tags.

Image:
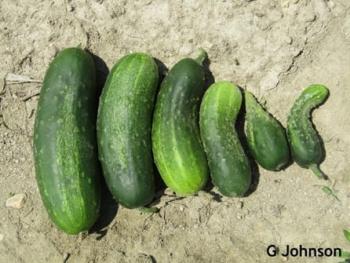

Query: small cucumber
<box><xmin>199</xmin><ymin>81</ymin><xmax>251</xmax><ymax>197</ymax></box>
<box><xmin>287</xmin><ymin>84</ymin><xmax>329</xmax><ymax>179</ymax></box>
<box><xmin>152</xmin><ymin>49</ymin><xmax>209</xmax><ymax>196</ymax></box>
<box><xmin>97</xmin><ymin>53</ymin><xmax>159</xmax><ymax>208</ymax></box>
<box><xmin>244</xmin><ymin>91</ymin><xmax>290</xmax><ymax>171</ymax></box>
<box><xmin>33</xmin><ymin>47</ymin><xmax>101</xmax><ymax>234</ymax></box>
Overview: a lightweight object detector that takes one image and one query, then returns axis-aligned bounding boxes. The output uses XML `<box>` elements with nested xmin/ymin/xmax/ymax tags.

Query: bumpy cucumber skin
<box><xmin>33</xmin><ymin>48</ymin><xmax>101</xmax><ymax>234</ymax></box>
<box><xmin>244</xmin><ymin>91</ymin><xmax>290</xmax><ymax>171</ymax></box>
<box><xmin>200</xmin><ymin>82</ymin><xmax>251</xmax><ymax>197</ymax></box>
<box><xmin>152</xmin><ymin>57</ymin><xmax>209</xmax><ymax>196</ymax></box>
<box><xmin>97</xmin><ymin>53</ymin><xmax>159</xmax><ymax>208</ymax></box>
<box><xmin>287</xmin><ymin>84</ymin><xmax>329</xmax><ymax>174</ymax></box>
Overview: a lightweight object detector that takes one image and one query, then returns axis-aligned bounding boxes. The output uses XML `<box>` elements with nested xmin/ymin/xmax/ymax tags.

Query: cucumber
<box><xmin>287</xmin><ymin>84</ymin><xmax>329</xmax><ymax>179</ymax></box>
<box><xmin>33</xmin><ymin>47</ymin><xmax>100</xmax><ymax>234</ymax></box>
<box><xmin>152</xmin><ymin>49</ymin><xmax>209</xmax><ymax>196</ymax></box>
<box><xmin>244</xmin><ymin>91</ymin><xmax>290</xmax><ymax>171</ymax></box>
<box><xmin>97</xmin><ymin>53</ymin><xmax>159</xmax><ymax>208</ymax></box>
<box><xmin>199</xmin><ymin>81</ymin><xmax>251</xmax><ymax>197</ymax></box>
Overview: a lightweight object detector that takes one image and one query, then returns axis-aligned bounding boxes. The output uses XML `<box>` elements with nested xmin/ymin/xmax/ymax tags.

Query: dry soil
<box><xmin>0</xmin><ymin>0</ymin><xmax>350</xmax><ymax>262</ymax></box>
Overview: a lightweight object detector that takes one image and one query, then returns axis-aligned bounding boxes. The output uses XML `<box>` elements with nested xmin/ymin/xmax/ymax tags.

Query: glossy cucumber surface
<box><xmin>200</xmin><ymin>81</ymin><xmax>251</xmax><ymax>197</ymax></box>
<box><xmin>245</xmin><ymin>91</ymin><xmax>290</xmax><ymax>171</ymax></box>
<box><xmin>97</xmin><ymin>53</ymin><xmax>159</xmax><ymax>208</ymax></box>
<box><xmin>152</xmin><ymin>50</ymin><xmax>209</xmax><ymax>196</ymax></box>
<box><xmin>287</xmin><ymin>84</ymin><xmax>329</xmax><ymax>179</ymax></box>
<box><xmin>34</xmin><ymin>47</ymin><xmax>101</xmax><ymax>234</ymax></box>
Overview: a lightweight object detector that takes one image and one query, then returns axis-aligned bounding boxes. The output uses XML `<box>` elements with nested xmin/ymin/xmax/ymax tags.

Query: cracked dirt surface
<box><xmin>0</xmin><ymin>0</ymin><xmax>350</xmax><ymax>262</ymax></box>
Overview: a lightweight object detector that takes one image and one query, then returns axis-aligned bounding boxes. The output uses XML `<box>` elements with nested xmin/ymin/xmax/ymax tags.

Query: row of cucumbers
<box><xmin>33</xmin><ymin>47</ymin><xmax>329</xmax><ymax>234</ymax></box>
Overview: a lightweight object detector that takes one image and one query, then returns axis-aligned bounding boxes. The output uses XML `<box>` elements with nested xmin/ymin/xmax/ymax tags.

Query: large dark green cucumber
<box><xmin>152</xmin><ymin>49</ymin><xmax>209</xmax><ymax>196</ymax></box>
<box><xmin>33</xmin><ymin>47</ymin><xmax>101</xmax><ymax>234</ymax></box>
<box><xmin>287</xmin><ymin>84</ymin><xmax>329</xmax><ymax>179</ymax></box>
<box><xmin>97</xmin><ymin>53</ymin><xmax>159</xmax><ymax>208</ymax></box>
<box><xmin>199</xmin><ymin>81</ymin><xmax>251</xmax><ymax>197</ymax></box>
<box><xmin>244</xmin><ymin>91</ymin><xmax>290</xmax><ymax>171</ymax></box>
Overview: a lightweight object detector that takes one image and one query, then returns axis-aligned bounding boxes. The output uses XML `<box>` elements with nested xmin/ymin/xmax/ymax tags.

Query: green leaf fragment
<box><xmin>340</xmin><ymin>250</ymin><xmax>350</xmax><ymax>258</ymax></box>
<box><xmin>344</xmin><ymin>230</ymin><xmax>350</xmax><ymax>243</ymax></box>
<box><xmin>320</xmin><ymin>185</ymin><xmax>340</xmax><ymax>201</ymax></box>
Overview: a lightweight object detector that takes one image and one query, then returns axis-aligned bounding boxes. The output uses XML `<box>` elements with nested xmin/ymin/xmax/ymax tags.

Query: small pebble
<box><xmin>6</xmin><ymin>193</ymin><xmax>26</xmax><ymax>209</ymax></box>
<box><xmin>285</xmin><ymin>36</ymin><xmax>293</xmax><ymax>45</ymax></box>
<box><xmin>281</xmin><ymin>255</ymin><xmax>288</xmax><ymax>261</ymax></box>
<box><xmin>328</xmin><ymin>1</ymin><xmax>335</xmax><ymax>8</ymax></box>
<box><xmin>0</xmin><ymin>234</ymin><xmax>4</xmax><ymax>242</ymax></box>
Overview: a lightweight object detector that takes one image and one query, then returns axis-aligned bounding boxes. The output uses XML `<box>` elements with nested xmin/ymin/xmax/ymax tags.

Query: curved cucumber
<box><xmin>287</xmin><ymin>84</ymin><xmax>329</xmax><ymax>179</ymax></box>
<box><xmin>152</xmin><ymin>49</ymin><xmax>209</xmax><ymax>196</ymax></box>
<box><xmin>244</xmin><ymin>91</ymin><xmax>290</xmax><ymax>171</ymax></box>
<box><xmin>200</xmin><ymin>81</ymin><xmax>251</xmax><ymax>197</ymax></box>
<box><xmin>97</xmin><ymin>53</ymin><xmax>159</xmax><ymax>208</ymax></box>
<box><xmin>33</xmin><ymin>47</ymin><xmax>101</xmax><ymax>234</ymax></box>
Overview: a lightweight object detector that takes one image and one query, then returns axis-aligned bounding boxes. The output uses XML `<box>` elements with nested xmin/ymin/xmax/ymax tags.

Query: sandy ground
<box><xmin>1</xmin><ymin>0</ymin><xmax>350</xmax><ymax>262</ymax></box>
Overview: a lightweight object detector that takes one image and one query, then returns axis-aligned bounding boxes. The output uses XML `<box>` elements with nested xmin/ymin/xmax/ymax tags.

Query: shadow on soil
<box><xmin>89</xmin><ymin>51</ymin><xmax>110</xmax><ymax>97</ymax></box>
<box><xmin>88</xmin><ymin>51</ymin><xmax>120</xmax><ymax>238</ymax></box>
<box><xmin>90</xmin><ymin>178</ymin><xmax>119</xmax><ymax>239</ymax></box>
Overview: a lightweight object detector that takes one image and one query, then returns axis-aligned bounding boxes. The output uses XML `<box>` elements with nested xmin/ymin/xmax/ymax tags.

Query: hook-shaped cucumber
<box><xmin>287</xmin><ymin>84</ymin><xmax>329</xmax><ymax>179</ymax></box>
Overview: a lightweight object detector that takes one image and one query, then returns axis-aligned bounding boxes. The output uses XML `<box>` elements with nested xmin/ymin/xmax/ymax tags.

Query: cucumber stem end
<box><xmin>309</xmin><ymin>164</ymin><xmax>328</xmax><ymax>180</ymax></box>
<box><xmin>194</xmin><ymin>48</ymin><xmax>208</xmax><ymax>65</ymax></box>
